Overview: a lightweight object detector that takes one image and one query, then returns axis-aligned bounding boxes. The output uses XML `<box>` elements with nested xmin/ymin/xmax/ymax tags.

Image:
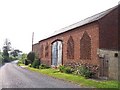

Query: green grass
<box><xmin>18</xmin><ymin>63</ymin><xmax>26</xmax><ymax>66</ymax></box>
<box><xmin>20</xmin><ymin>64</ymin><xmax>119</xmax><ymax>88</ymax></box>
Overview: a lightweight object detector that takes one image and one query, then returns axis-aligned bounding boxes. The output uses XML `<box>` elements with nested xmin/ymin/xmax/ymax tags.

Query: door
<box><xmin>52</xmin><ymin>42</ymin><xmax>58</xmax><ymax>66</ymax></box>
<box><xmin>99</xmin><ymin>55</ymin><xmax>109</xmax><ymax>78</ymax></box>
<box><xmin>57</xmin><ymin>41</ymin><xmax>62</xmax><ymax>66</ymax></box>
<box><xmin>52</xmin><ymin>41</ymin><xmax>62</xmax><ymax>66</ymax></box>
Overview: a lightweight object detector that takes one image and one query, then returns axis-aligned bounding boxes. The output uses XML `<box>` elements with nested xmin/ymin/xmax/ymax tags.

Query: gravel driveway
<box><xmin>0</xmin><ymin>61</ymin><xmax>81</xmax><ymax>88</ymax></box>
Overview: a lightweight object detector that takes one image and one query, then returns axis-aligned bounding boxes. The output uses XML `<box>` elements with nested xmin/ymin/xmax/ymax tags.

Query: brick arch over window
<box><xmin>80</xmin><ymin>31</ymin><xmax>91</xmax><ymax>59</ymax></box>
<box><xmin>67</xmin><ymin>36</ymin><xmax>74</xmax><ymax>59</ymax></box>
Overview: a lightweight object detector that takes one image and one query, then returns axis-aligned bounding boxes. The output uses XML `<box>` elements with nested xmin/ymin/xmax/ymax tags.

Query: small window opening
<box><xmin>114</xmin><ymin>53</ymin><xmax>118</xmax><ymax>57</ymax></box>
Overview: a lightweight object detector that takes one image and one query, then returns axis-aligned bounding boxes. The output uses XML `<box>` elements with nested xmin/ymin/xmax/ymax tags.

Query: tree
<box><xmin>10</xmin><ymin>49</ymin><xmax>22</xmax><ymax>57</ymax></box>
<box><xmin>2</xmin><ymin>38</ymin><xmax>12</xmax><ymax>62</ymax></box>
<box><xmin>19</xmin><ymin>53</ymin><xmax>27</xmax><ymax>64</ymax></box>
<box><xmin>0</xmin><ymin>51</ymin><xmax>3</xmax><ymax>65</ymax></box>
<box><xmin>2</xmin><ymin>49</ymin><xmax>9</xmax><ymax>62</ymax></box>
<box><xmin>3</xmin><ymin>38</ymin><xmax>12</xmax><ymax>51</ymax></box>
<box><xmin>27</xmin><ymin>52</ymin><xmax>35</xmax><ymax>64</ymax></box>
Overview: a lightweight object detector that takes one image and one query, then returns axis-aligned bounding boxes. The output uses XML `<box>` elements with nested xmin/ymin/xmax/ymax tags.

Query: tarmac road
<box><xmin>0</xmin><ymin>61</ymin><xmax>81</xmax><ymax>88</ymax></box>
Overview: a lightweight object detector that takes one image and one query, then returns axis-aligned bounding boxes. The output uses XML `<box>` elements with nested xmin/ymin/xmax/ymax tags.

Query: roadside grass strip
<box><xmin>20</xmin><ymin>65</ymin><xmax>119</xmax><ymax>88</ymax></box>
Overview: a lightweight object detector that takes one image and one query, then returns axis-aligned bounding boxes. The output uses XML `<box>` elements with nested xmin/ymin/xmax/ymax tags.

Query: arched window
<box><xmin>45</xmin><ymin>43</ymin><xmax>49</xmax><ymax>57</ymax></box>
<box><xmin>67</xmin><ymin>36</ymin><xmax>74</xmax><ymax>59</ymax></box>
<box><xmin>80</xmin><ymin>31</ymin><xmax>91</xmax><ymax>59</ymax></box>
<box><xmin>40</xmin><ymin>45</ymin><xmax>43</xmax><ymax>58</ymax></box>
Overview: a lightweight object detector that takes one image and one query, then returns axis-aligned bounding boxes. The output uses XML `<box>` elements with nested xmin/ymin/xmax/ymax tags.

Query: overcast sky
<box><xmin>0</xmin><ymin>0</ymin><xmax>119</xmax><ymax>53</ymax></box>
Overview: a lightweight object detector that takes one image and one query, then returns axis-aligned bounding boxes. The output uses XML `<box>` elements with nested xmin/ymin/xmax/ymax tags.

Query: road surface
<box><xmin>0</xmin><ymin>61</ymin><xmax>81</xmax><ymax>88</ymax></box>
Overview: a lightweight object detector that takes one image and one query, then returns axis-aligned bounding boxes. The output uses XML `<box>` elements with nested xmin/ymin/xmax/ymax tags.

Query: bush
<box><xmin>9</xmin><ymin>56</ymin><xmax>18</xmax><ymax>61</ymax></box>
<box><xmin>32</xmin><ymin>59</ymin><xmax>40</xmax><ymax>69</ymax></box>
<box><xmin>77</xmin><ymin>65</ymin><xmax>93</xmax><ymax>78</ymax></box>
<box><xmin>24</xmin><ymin>59</ymin><xmax>29</xmax><ymax>65</ymax></box>
<box><xmin>39</xmin><ymin>64</ymin><xmax>50</xmax><ymax>69</ymax></box>
<box><xmin>17</xmin><ymin>60</ymin><xmax>22</xmax><ymax>65</ymax></box>
<box><xmin>59</xmin><ymin>65</ymin><xmax>65</xmax><ymax>73</ymax></box>
<box><xmin>28</xmin><ymin>64</ymin><xmax>32</xmax><ymax>67</ymax></box>
<box><xmin>27</xmin><ymin>52</ymin><xmax>35</xmax><ymax>64</ymax></box>
<box><xmin>19</xmin><ymin>53</ymin><xmax>27</xmax><ymax>64</ymax></box>
<box><xmin>64</xmin><ymin>66</ymin><xmax>74</xmax><ymax>74</ymax></box>
<box><xmin>59</xmin><ymin>65</ymin><xmax>74</xmax><ymax>74</ymax></box>
<box><xmin>2</xmin><ymin>55</ymin><xmax>9</xmax><ymax>62</ymax></box>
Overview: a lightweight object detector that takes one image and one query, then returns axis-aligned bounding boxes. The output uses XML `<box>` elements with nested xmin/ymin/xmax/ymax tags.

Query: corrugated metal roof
<box><xmin>40</xmin><ymin>5</ymin><xmax>117</xmax><ymax>41</ymax></box>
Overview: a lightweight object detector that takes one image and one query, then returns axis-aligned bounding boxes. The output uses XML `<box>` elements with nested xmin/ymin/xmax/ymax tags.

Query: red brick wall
<box><xmin>99</xmin><ymin>7</ymin><xmax>118</xmax><ymax>50</ymax></box>
<box><xmin>32</xmin><ymin>43</ymin><xmax>40</xmax><ymax>57</ymax></box>
<box><xmin>39</xmin><ymin>22</ymin><xmax>99</xmax><ymax>66</ymax></box>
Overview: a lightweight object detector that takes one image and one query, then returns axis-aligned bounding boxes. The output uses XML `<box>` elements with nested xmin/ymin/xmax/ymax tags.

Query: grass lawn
<box><xmin>18</xmin><ymin>63</ymin><xmax>25</xmax><ymax>66</ymax></box>
<box><xmin>19</xmin><ymin>65</ymin><xmax>120</xmax><ymax>89</ymax></box>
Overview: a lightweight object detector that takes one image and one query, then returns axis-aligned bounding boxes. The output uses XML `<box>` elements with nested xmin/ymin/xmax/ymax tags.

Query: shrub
<box><xmin>59</xmin><ymin>65</ymin><xmax>65</xmax><ymax>73</ymax></box>
<box><xmin>2</xmin><ymin>56</ymin><xmax>9</xmax><ymax>62</ymax></box>
<box><xmin>17</xmin><ymin>60</ymin><xmax>22</xmax><ymax>65</ymax></box>
<box><xmin>59</xmin><ymin>65</ymin><xmax>74</xmax><ymax>74</ymax></box>
<box><xmin>24</xmin><ymin>59</ymin><xmax>29</xmax><ymax>65</ymax></box>
<box><xmin>9</xmin><ymin>56</ymin><xmax>14</xmax><ymax>61</ymax></box>
<box><xmin>27</xmin><ymin>52</ymin><xmax>35</xmax><ymax>64</ymax></box>
<box><xmin>19</xmin><ymin>53</ymin><xmax>27</xmax><ymax>64</ymax></box>
<box><xmin>64</xmin><ymin>66</ymin><xmax>74</xmax><ymax>74</ymax></box>
<box><xmin>28</xmin><ymin>64</ymin><xmax>32</xmax><ymax>67</ymax></box>
<box><xmin>39</xmin><ymin>64</ymin><xmax>50</xmax><ymax>69</ymax></box>
<box><xmin>77</xmin><ymin>65</ymin><xmax>93</xmax><ymax>78</ymax></box>
<box><xmin>9</xmin><ymin>56</ymin><xmax>18</xmax><ymax>61</ymax></box>
<box><xmin>32</xmin><ymin>59</ymin><xmax>40</xmax><ymax>69</ymax></box>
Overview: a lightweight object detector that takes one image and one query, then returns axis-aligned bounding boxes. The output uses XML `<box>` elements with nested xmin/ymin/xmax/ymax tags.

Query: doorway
<box><xmin>52</xmin><ymin>41</ymin><xmax>62</xmax><ymax>66</ymax></box>
<box><xmin>99</xmin><ymin>55</ymin><xmax>109</xmax><ymax>79</ymax></box>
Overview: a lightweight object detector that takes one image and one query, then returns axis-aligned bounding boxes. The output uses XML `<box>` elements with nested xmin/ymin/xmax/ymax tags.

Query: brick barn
<box><xmin>32</xmin><ymin>5</ymin><xmax>119</xmax><ymax>80</ymax></box>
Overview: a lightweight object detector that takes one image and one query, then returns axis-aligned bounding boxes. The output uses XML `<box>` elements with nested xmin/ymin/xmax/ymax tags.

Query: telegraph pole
<box><xmin>32</xmin><ymin>32</ymin><xmax>34</xmax><ymax>51</ymax></box>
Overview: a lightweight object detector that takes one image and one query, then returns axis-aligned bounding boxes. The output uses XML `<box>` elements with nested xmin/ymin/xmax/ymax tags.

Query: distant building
<box><xmin>32</xmin><ymin>5</ymin><xmax>119</xmax><ymax>80</ymax></box>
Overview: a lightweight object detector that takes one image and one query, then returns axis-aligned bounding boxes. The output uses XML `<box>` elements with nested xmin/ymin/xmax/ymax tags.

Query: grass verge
<box><xmin>19</xmin><ymin>64</ymin><xmax>119</xmax><ymax>88</ymax></box>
